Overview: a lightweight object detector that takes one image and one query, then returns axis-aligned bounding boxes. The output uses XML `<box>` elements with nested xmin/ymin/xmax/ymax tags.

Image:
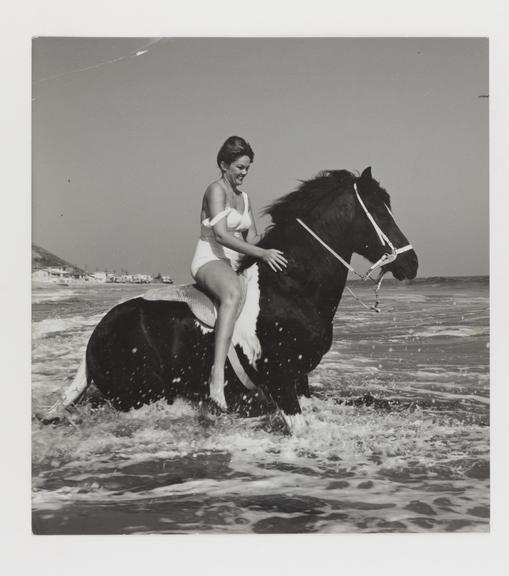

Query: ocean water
<box><xmin>32</xmin><ymin>277</ymin><xmax>489</xmax><ymax>534</ymax></box>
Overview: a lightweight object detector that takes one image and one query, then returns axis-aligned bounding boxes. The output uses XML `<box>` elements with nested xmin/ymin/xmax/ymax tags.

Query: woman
<box><xmin>191</xmin><ymin>136</ymin><xmax>287</xmax><ymax>411</ymax></box>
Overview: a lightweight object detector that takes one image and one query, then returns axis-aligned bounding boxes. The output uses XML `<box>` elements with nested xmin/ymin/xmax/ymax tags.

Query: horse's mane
<box><xmin>263</xmin><ymin>169</ymin><xmax>390</xmax><ymax>224</ymax></box>
<box><xmin>263</xmin><ymin>170</ymin><xmax>356</xmax><ymax>225</ymax></box>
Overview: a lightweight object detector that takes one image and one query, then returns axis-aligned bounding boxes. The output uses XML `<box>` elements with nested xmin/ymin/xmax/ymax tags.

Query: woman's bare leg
<box><xmin>195</xmin><ymin>260</ymin><xmax>242</xmax><ymax>410</ymax></box>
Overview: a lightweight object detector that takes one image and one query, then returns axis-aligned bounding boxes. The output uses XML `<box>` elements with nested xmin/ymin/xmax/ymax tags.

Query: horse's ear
<box><xmin>360</xmin><ymin>167</ymin><xmax>372</xmax><ymax>181</ymax></box>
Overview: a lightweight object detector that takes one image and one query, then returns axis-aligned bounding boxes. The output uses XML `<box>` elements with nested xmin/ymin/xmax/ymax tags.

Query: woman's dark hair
<box><xmin>216</xmin><ymin>136</ymin><xmax>254</xmax><ymax>169</ymax></box>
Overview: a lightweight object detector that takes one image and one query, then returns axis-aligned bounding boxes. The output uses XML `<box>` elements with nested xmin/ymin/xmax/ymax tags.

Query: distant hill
<box><xmin>32</xmin><ymin>243</ymin><xmax>86</xmax><ymax>274</ymax></box>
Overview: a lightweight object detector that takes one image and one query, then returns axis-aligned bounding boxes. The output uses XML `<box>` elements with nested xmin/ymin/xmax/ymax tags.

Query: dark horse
<box><xmin>49</xmin><ymin>167</ymin><xmax>418</xmax><ymax>431</ymax></box>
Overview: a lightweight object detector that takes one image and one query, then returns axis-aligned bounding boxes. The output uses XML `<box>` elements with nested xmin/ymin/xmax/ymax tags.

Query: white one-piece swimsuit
<box><xmin>190</xmin><ymin>192</ymin><xmax>252</xmax><ymax>279</ymax></box>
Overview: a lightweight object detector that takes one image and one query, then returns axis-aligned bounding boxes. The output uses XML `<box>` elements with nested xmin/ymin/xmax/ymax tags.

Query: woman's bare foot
<box><xmin>209</xmin><ymin>366</ymin><xmax>227</xmax><ymax>411</ymax></box>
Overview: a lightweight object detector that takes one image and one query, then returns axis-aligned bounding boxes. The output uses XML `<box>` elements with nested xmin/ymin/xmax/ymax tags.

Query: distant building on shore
<box><xmin>32</xmin><ymin>243</ymin><xmax>173</xmax><ymax>286</ymax></box>
<box><xmin>32</xmin><ymin>266</ymin><xmax>91</xmax><ymax>285</ymax></box>
<box><xmin>107</xmin><ymin>273</ymin><xmax>153</xmax><ymax>284</ymax></box>
<box><xmin>91</xmin><ymin>271</ymin><xmax>108</xmax><ymax>283</ymax></box>
<box><xmin>32</xmin><ymin>268</ymin><xmax>160</xmax><ymax>285</ymax></box>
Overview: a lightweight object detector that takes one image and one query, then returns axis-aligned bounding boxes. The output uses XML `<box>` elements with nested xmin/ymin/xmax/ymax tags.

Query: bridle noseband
<box><xmin>296</xmin><ymin>182</ymin><xmax>413</xmax><ymax>312</ymax></box>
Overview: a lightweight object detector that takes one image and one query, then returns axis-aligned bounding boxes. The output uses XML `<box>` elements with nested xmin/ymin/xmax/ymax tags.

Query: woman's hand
<box><xmin>261</xmin><ymin>249</ymin><xmax>288</xmax><ymax>272</ymax></box>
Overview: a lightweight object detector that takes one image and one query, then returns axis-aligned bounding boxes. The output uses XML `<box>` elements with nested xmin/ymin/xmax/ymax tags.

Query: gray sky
<box><xmin>32</xmin><ymin>37</ymin><xmax>488</xmax><ymax>281</ymax></box>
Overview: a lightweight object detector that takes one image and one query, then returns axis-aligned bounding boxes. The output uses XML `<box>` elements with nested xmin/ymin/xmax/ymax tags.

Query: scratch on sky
<box><xmin>32</xmin><ymin>38</ymin><xmax>165</xmax><ymax>102</ymax></box>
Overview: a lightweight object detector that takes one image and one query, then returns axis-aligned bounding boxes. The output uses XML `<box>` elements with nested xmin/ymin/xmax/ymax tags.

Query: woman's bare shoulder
<box><xmin>204</xmin><ymin>180</ymin><xmax>226</xmax><ymax>201</ymax></box>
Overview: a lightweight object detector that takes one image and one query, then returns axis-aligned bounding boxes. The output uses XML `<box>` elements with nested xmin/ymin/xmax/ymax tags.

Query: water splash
<box><xmin>32</xmin><ymin>280</ymin><xmax>489</xmax><ymax>533</ymax></box>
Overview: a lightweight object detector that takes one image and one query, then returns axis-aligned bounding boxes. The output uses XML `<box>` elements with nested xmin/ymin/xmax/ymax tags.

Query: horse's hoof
<box><xmin>35</xmin><ymin>402</ymin><xmax>78</xmax><ymax>426</ymax></box>
<box><xmin>35</xmin><ymin>412</ymin><xmax>63</xmax><ymax>425</ymax></box>
<box><xmin>36</xmin><ymin>400</ymin><xmax>65</xmax><ymax>425</ymax></box>
<box><xmin>281</xmin><ymin>412</ymin><xmax>307</xmax><ymax>434</ymax></box>
<box><xmin>206</xmin><ymin>397</ymin><xmax>228</xmax><ymax>415</ymax></box>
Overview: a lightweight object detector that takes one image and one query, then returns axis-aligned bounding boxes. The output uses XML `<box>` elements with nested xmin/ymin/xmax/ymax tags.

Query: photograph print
<box><xmin>32</xmin><ymin>37</ymin><xmax>489</xmax><ymax>534</ymax></box>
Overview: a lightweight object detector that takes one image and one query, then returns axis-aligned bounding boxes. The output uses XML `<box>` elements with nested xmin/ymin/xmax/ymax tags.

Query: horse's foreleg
<box><xmin>268</xmin><ymin>376</ymin><xmax>308</xmax><ymax>434</ymax></box>
<box><xmin>295</xmin><ymin>374</ymin><xmax>311</xmax><ymax>398</ymax></box>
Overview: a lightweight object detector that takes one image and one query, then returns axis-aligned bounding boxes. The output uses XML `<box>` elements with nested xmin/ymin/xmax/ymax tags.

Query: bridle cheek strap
<box><xmin>353</xmin><ymin>183</ymin><xmax>413</xmax><ymax>279</ymax></box>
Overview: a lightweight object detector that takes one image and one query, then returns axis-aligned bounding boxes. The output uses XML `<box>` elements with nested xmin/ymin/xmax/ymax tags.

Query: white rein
<box><xmin>296</xmin><ymin>183</ymin><xmax>413</xmax><ymax>312</ymax></box>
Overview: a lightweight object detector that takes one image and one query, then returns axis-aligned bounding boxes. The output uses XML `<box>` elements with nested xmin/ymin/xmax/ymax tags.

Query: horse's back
<box><xmin>86</xmin><ymin>297</ymin><xmax>205</xmax><ymax>409</ymax></box>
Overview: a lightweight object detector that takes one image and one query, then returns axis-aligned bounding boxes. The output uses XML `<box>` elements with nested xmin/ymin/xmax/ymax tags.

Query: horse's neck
<box><xmin>275</xmin><ymin>226</ymin><xmax>353</xmax><ymax>323</ymax></box>
<box><xmin>316</xmin><ymin>267</ymin><xmax>350</xmax><ymax>320</ymax></box>
<box><xmin>303</xmin><ymin>256</ymin><xmax>350</xmax><ymax>322</ymax></box>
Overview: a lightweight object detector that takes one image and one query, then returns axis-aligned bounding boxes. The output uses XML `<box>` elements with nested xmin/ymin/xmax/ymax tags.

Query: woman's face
<box><xmin>221</xmin><ymin>155</ymin><xmax>251</xmax><ymax>188</ymax></box>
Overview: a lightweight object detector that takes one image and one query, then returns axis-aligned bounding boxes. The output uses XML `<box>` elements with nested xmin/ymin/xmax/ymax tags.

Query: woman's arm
<box><xmin>206</xmin><ymin>184</ymin><xmax>286</xmax><ymax>272</ymax></box>
<box><xmin>244</xmin><ymin>201</ymin><xmax>263</xmax><ymax>245</ymax></box>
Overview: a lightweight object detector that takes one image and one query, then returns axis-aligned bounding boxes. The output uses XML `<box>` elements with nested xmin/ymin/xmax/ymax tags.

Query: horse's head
<box><xmin>242</xmin><ymin>167</ymin><xmax>418</xmax><ymax>282</ymax></box>
<box><xmin>349</xmin><ymin>167</ymin><xmax>418</xmax><ymax>280</ymax></box>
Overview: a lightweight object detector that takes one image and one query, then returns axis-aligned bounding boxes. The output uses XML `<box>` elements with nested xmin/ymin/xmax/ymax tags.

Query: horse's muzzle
<box><xmin>385</xmin><ymin>248</ymin><xmax>418</xmax><ymax>280</ymax></box>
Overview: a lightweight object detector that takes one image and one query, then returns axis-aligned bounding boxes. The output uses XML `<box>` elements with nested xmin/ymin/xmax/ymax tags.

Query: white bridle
<box><xmin>353</xmin><ymin>183</ymin><xmax>414</xmax><ymax>278</ymax></box>
<box><xmin>296</xmin><ymin>182</ymin><xmax>414</xmax><ymax>311</ymax></box>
